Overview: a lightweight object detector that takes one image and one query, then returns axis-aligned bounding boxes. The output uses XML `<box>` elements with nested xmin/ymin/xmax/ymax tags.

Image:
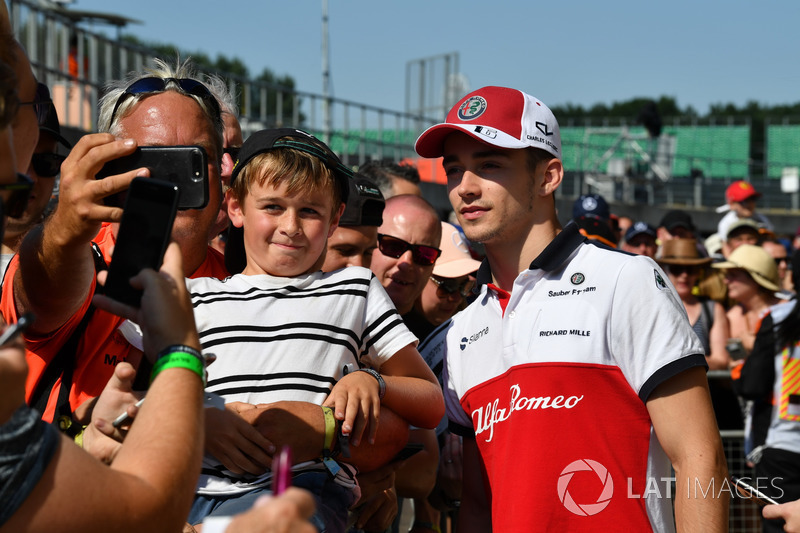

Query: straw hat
<box><xmin>657</xmin><ymin>239</ymin><xmax>712</xmax><ymax>266</ymax></box>
<box><xmin>433</xmin><ymin>222</ymin><xmax>481</xmax><ymax>278</ymax></box>
<box><xmin>711</xmin><ymin>244</ymin><xmax>780</xmax><ymax>291</ymax></box>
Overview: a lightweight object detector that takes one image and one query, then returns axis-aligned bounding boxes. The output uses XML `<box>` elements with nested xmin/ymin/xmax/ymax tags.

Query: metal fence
<box><xmin>7</xmin><ymin>0</ymin><xmax>439</xmax><ymax>167</ymax></box>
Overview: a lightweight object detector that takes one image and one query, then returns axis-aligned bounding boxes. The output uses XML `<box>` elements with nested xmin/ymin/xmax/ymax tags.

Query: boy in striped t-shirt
<box><xmin>186</xmin><ymin>128</ymin><xmax>444</xmax><ymax>532</ymax></box>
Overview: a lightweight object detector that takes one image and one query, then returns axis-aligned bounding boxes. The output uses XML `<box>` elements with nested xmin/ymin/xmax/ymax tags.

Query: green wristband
<box><xmin>150</xmin><ymin>352</ymin><xmax>205</xmax><ymax>385</ymax></box>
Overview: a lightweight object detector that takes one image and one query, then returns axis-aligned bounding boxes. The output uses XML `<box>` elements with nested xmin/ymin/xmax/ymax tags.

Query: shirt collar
<box><xmin>476</xmin><ymin>222</ymin><xmax>586</xmax><ymax>287</ymax></box>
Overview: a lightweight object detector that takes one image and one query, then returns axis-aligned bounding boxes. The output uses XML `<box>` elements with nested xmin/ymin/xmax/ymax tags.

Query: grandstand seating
<box><xmin>766</xmin><ymin>124</ymin><xmax>800</xmax><ymax>178</ymax></box>
<box><xmin>561</xmin><ymin>126</ymin><xmax>750</xmax><ymax>179</ymax></box>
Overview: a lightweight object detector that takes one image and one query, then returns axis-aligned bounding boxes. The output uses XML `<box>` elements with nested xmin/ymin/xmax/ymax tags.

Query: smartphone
<box><xmin>96</xmin><ymin>146</ymin><xmax>209</xmax><ymax>209</ymax></box>
<box><xmin>272</xmin><ymin>445</ymin><xmax>292</xmax><ymax>495</ymax></box>
<box><xmin>0</xmin><ymin>312</ymin><xmax>34</xmax><ymax>346</ymax></box>
<box><xmin>391</xmin><ymin>442</ymin><xmax>424</xmax><ymax>463</ymax></box>
<box><xmin>731</xmin><ymin>476</ymin><xmax>780</xmax><ymax>506</ymax></box>
<box><xmin>103</xmin><ymin>177</ymin><xmax>179</xmax><ymax>307</ymax></box>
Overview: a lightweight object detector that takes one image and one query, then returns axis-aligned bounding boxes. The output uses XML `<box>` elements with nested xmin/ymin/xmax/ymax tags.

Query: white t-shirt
<box><xmin>189</xmin><ymin>266</ymin><xmax>417</xmax><ymax>496</ymax></box>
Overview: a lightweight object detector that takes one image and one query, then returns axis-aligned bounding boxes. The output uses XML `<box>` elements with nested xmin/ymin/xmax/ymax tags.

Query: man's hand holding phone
<box><xmin>53</xmin><ymin>133</ymin><xmax>147</xmax><ymax>246</ymax></box>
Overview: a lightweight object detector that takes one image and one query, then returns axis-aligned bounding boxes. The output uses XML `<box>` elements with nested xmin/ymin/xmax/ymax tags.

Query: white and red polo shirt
<box><xmin>419</xmin><ymin>224</ymin><xmax>706</xmax><ymax>532</ymax></box>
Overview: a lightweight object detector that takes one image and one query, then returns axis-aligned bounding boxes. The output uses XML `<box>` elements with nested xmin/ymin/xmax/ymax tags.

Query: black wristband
<box><xmin>155</xmin><ymin>344</ymin><xmax>204</xmax><ymax>363</ymax></box>
<box><xmin>357</xmin><ymin>368</ymin><xmax>386</xmax><ymax>400</ymax></box>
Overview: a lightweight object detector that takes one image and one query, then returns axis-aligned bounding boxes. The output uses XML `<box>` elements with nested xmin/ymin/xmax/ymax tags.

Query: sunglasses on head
<box><xmin>666</xmin><ymin>264</ymin><xmax>699</xmax><ymax>276</ymax></box>
<box><xmin>0</xmin><ymin>173</ymin><xmax>35</xmax><ymax>218</ymax></box>
<box><xmin>109</xmin><ymin>77</ymin><xmax>221</xmax><ymax>125</ymax></box>
<box><xmin>19</xmin><ymin>82</ymin><xmax>53</xmax><ymax>125</ymax></box>
<box><xmin>430</xmin><ymin>276</ymin><xmax>475</xmax><ymax>299</ymax></box>
<box><xmin>377</xmin><ymin>234</ymin><xmax>441</xmax><ymax>266</ymax></box>
<box><xmin>31</xmin><ymin>152</ymin><xmax>66</xmax><ymax>178</ymax></box>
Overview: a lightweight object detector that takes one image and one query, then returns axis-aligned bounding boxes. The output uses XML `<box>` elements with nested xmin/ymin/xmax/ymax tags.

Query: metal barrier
<box><xmin>722</xmin><ymin>429</ymin><xmax>763</xmax><ymax>533</ymax></box>
<box><xmin>7</xmin><ymin>0</ymin><xmax>439</xmax><ymax>166</ymax></box>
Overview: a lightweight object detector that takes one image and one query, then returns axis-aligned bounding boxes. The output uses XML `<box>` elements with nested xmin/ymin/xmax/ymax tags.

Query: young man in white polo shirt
<box><xmin>415</xmin><ymin>86</ymin><xmax>729</xmax><ymax>532</ymax></box>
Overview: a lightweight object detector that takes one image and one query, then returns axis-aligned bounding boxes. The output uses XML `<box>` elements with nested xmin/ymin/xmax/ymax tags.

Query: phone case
<box><xmin>96</xmin><ymin>146</ymin><xmax>209</xmax><ymax>209</ymax></box>
<box><xmin>103</xmin><ymin>177</ymin><xmax>179</xmax><ymax>307</ymax></box>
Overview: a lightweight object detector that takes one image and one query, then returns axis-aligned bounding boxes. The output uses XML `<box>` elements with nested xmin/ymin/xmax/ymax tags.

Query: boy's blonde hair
<box><xmin>231</xmin><ymin>148</ymin><xmax>342</xmax><ymax>220</ymax></box>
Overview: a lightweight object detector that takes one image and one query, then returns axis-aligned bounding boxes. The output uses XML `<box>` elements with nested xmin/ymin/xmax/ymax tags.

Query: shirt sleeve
<box><xmin>608</xmin><ymin>255</ymin><xmax>707</xmax><ymax>401</ymax></box>
<box><xmin>360</xmin><ymin>275</ymin><xmax>418</xmax><ymax>370</ymax></box>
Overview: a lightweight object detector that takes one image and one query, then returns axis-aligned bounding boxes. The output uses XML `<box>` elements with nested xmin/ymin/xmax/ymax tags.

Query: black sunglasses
<box><xmin>666</xmin><ymin>264</ymin><xmax>700</xmax><ymax>276</ymax></box>
<box><xmin>109</xmin><ymin>77</ymin><xmax>221</xmax><ymax>125</ymax></box>
<box><xmin>0</xmin><ymin>173</ymin><xmax>35</xmax><ymax>218</ymax></box>
<box><xmin>377</xmin><ymin>234</ymin><xmax>441</xmax><ymax>266</ymax></box>
<box><xmin>223</xmin><ymin>146</ymin><xmax>240</xmax><ymax>162</ymax></box>
<box><xmin>430</xmin><ymin>276</ymin><xmax>475</xmax><ymax>299</ymax></box>
<box><xmin>31</xmin><ymin>152</ymin><xmax>66</xmax><ymax>178</ymax></box>
<box><xmin>19</xmin><ymin>82</ymin><xmax>52</xmax><ymax>125</ymax></box>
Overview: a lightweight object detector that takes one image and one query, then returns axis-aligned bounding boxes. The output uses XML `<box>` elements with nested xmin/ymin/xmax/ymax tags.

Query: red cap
<box><xmin>725</xmin><ymin>180</ymin><xmax>761</xmax><ymax>203</ymax></box>
<box><xmin>414</xmin><ymin>86</ymin><xmax>561</xmax><ymax>159</ymax></box>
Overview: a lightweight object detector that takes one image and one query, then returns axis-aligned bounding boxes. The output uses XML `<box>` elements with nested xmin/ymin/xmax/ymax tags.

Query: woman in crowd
<box><xmin>713</xmin><ymin>244</ymin><xmax>783</xmax><ymax>357</ymax></box>
<box><xmin>658</xmin><ymin>238</ymin><xmax>731</xmax><ymax>370</ymax></box>
<box><xmin>658</xmin><ymin>238</ymin><xmax>740</xmax><ymax>430</ymax></box>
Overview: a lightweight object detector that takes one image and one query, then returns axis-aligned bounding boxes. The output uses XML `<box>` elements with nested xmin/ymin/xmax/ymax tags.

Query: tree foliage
<box><xmin>119</xmin><ymin>34</ymin><xmax>301</xmax><ymax>124</ymax></box>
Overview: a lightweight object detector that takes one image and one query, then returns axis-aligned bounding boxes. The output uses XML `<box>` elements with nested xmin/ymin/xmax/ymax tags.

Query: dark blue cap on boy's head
<box><xmin>231</xmin><ymin>128</ymin><xmax>351</xmax><ymax>203</ymax></box>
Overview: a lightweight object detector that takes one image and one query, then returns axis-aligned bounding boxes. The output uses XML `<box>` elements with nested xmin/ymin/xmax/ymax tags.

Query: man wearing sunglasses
<box><xmin>369</xmin><ymin>195</ymin><xmax>442</xmax><ymax>317</ymax></box>
<box><xmin>3</xmin><ymin>59</ymin><xmax>230</xmax><ymax>424</ymax></box>
<box><xmin>414</xmin><ymin>86</ymin><xmax>729</xmax><ymax>532</ymax></box>
<box><xmin>2</xmin><ymin>92</ymin><xmax>71</xmax><ymax>269</ymax></box>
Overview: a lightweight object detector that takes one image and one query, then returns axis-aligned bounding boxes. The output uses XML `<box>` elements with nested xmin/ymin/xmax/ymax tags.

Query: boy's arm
<box><xmin>236</xmin><ymin>400</ymin><xmax>409</xmax><ymax>472</ymax></box>
<box><xmin>322</xmin><ymin>344</ymin><xmax>444</xmax><ymax>446</ymax></box>
<box><xmin>646</xmin><ymin>366</ymin><xmax>729</xmax><ymax>533</ymax></box>
<box><xmin>376</xmin><ymin>343</ymin><xmax>446</xmax><ymax>430</ymax></box>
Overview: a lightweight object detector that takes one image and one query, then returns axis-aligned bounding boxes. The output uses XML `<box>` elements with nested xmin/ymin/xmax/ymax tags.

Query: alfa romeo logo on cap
<box><xmin>458</xmin><ymin>96</ymin><xmax>487</xmax><ymax>121</ymax></box>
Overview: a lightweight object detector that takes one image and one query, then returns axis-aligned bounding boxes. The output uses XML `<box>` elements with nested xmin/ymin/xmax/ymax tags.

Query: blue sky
<box><xmin>69</xmin><ymin>0</ymin><xmax>800</xmax><ymax>117</ymax></box>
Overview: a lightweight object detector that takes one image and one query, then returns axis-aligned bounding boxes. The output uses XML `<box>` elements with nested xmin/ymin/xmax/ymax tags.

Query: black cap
<box><xmin>625</xmin><ymin>221</ymin><xmax>657</xmax><ymax>243</ymax></box>
<box><xmin>572</xmin><ymin>193</ymin><xmax>610</xmax><ymax>221</ymax></box>
<box><xmin>231</xmin><ymin>128</ymin><xmax>350</xmax><ymax>203</ymax></box>
<box><xmin>340</xmin><ymin>173</ymin><xmax>384</xmax><ymax>227</ymax></box>
<box><xmin>659</xmin><ymin>210</ymin><xmax>694</xmax><ymax>232</ymax></box>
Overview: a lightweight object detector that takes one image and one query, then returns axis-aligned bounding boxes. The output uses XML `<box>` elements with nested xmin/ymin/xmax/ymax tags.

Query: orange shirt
<box><xmin>2</xmin><ymin>223</ymin><xmax>229</xmax><ymax>422</ymax></box>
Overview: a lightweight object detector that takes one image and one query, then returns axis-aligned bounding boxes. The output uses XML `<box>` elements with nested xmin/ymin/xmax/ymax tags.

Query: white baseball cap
<box><xmin>415</xmin><ymin>86</ymin><xmax>561</xmax><ymax>159</ymax></box>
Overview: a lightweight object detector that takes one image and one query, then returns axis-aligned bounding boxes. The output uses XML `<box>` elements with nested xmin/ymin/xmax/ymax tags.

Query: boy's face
<box><xmin>228</xmin><ymin>178</ymin><xmax>343</xmax><ymax>277</ymax></box>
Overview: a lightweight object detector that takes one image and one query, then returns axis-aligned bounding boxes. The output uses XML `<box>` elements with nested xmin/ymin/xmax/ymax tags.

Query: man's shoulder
<box><xmin>322</xmin><ymin>265</ymin><xmax>373</xmax><ymax>283</ymax></box>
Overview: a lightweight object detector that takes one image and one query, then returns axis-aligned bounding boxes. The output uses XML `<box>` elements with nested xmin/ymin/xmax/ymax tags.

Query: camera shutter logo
<box><xmin>557</xmin><ymin>459</ymin><xmax>614</xmax><ymax>516</ymax></box>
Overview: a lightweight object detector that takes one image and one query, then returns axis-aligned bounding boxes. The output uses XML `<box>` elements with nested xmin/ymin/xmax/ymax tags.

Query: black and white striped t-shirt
<box><xmin>188</xmin><ymin>266</ymin><xmax>416</xmax><ymax>495</ymax></box>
